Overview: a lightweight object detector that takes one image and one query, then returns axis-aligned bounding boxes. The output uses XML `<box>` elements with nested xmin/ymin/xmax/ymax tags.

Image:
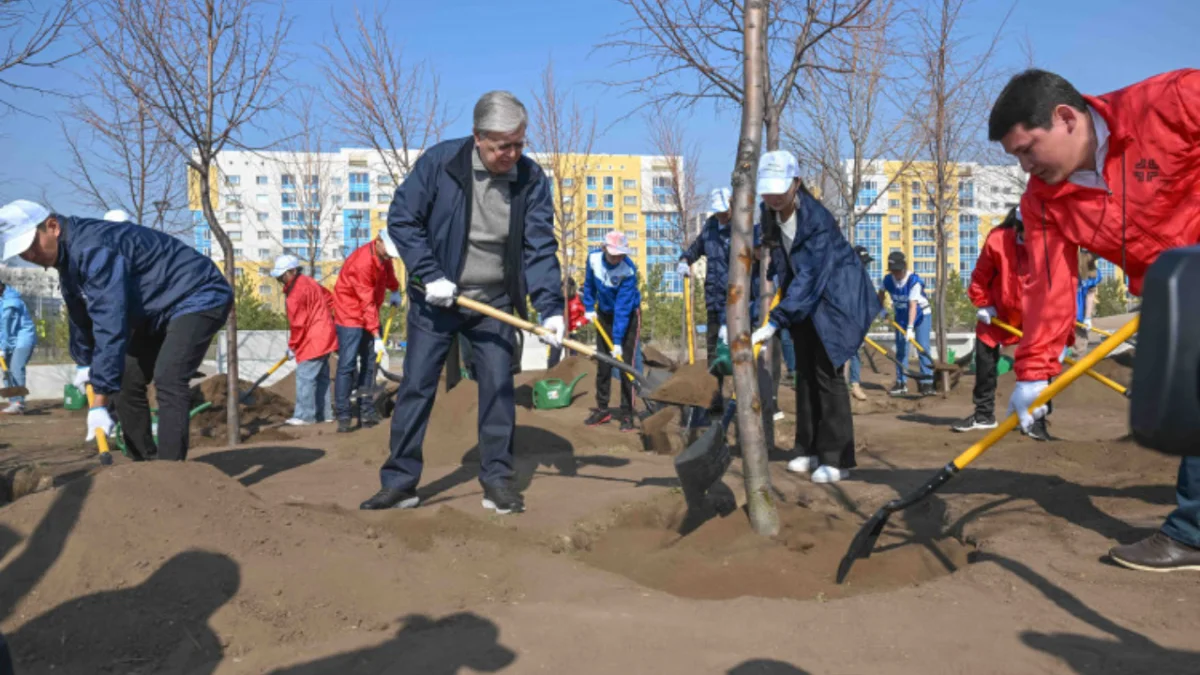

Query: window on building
<box><xmin>912</xmin><ymin>224</ymin><xmax>936</xmax><ymax>239</ymax></box>
<box><xmin>562</xmin><ymin>178</ymin><xmax>575</xmax><ymax>188</ymax></box>
<box><xmin>927</xmin><ymin>199</ymin><xmax>936</xmax><ymax>211</ymax></box>
<box><xmin>333</xmin><ymin>195</ymin><xmax>343</xmax><ymax>207</ymax></box>
<box><xmin>624</xmin><ymin>213</ymin><xmax>637</xmax><ymax>223</ymax></box>
<box><xmin>235</xmin><ymin>267</ymin><xmax>244</xmax><ymax>277</ymax></box>
<box><xmin>890</xmin><ymin>246</ymin><xmax>902</xmax><ymax>255</ymax></box>
<box><xmin>855</xmin><ymin>180</ymin><xmax>878</xmax><ymax>208</ymax></box>
<box><xmin>281</xmin><ymin>174</ymin><xmax>296</xmax><ymax>188</ymax></box>
<box><xmin>603</xmin><ymin>176</ymin><xmax>614</xmax><ymax>190</ymax></box>
<box><xmin>855</xmin><ymin>214</ymin><xmax>883</xmax><ymax>281</ymax></box>
<box><xmin>623</xmin><ymin>179</ymin><xmax>637</xmax><ymax>190</ymax></box>
<box><xmin>914</xmin><ymin>261</ymin><xmax>935</xmax><ymax>277</ymax></box>
<box><xmin>376</xmin><ymin>194</ymin><xmax>390</xmax><ymax>204</ymax></box>
<box><xmin>586</xmin><ymin>194</ymin><xmax>597</xmax><ymax>208</ymax></box>
<box><xmin>586</xmin><ymin>176</ymin><xmax>597</xmax><ymax>190</ymax></box>
<box><xmin>348</xmin><ymin>172</ymin><xmax>370</xmax><ymax>202</ymax></box>
<box><xmin>225</xmin><ymin>212</ymin><xmax>241</xmax><ymax>224</ymax></box>
<box><xmin>889</xmin><ymin>199</ymin><xmax>900</xmax><ymax>209</ymax></box>
<box><xmin>911</xmin><ymin>197</ymin><xmax>921</xmax><ymax>210</ymax></box>
<box><xmin>586</xmin><ymin>210</ymin><xmax>614</xmax><ymax>225</ymax></box>
<box><xmin>910</xmin><ymin>180</ymin><xmax>920</xmax><ymax>191</ymax></box>
<box><xmin>259</xmin><ymin>284</ymin><xmax>272</xmax><ymax>295</ymax></box>
<box><xmin>587</xmin><ymin>227</ymin><xmax>611</xmax><ymax>243</ymax></box>
<box><xmin>377</xmin><ymin>174</ymin><xmax>394</xmax><ymax>186</ymax></box>
<box><xmin>889</xmin><ymin>182</ymin><xmax>900</xmax><ymax>193</ymax></box>
<box><xmin>603</xmin><ymin>194</ymin><xmax>614</xmax><ymax>208</ymax></box>
<box><xmin>258</xmin><ymin>248</ymin><xmax>270</xmax><ymax>259</ymax></box>
<box><xmin>654</xmin><ymin>193</ymin><xmax>671</xmax><ymax>207</ymax></box>
<box><xmin>889</xmin><ymin>230</ymin><xmax>901</xmax><ymax>241</ymax></box>
<box><xmin>227</xmin><ymin>230</ymin><xmax>242</xmax><ymax>241</ymax></box>
<box><xmin>889</xmin><ymin>214</ymin><xmax>901</xmax><ymax>224</ymax></box>
<box><xmin>257</xmin><ymin>230</ymin><xmax>269</xmax><ymax>239</ymax></box>
<box><xmin>624</xmin><ymin>195</ymin><xmax>637</xmax><ymax>206</ymax></box>
<box><xmin>257</xmin><ymin>212</ymin><xmax>268</xmax><ymax>222</ymax></box>
<box><xmin>225</xmin><ymin>175</ymin><xmax>241</xmax><ymax>186</ymax></box>
<box><xmin>562</xmin><ymin>212</ymin><xmax>574</xmax><ymax>224</ymax></box>
<box><xmin>281</xmin><ymin>193</ymin><xmax>297</xmax><ymax>208</ymax></box>
<box><xmin>625</xmin><ymin>230</ymin><xmax>637</xmax><ymax>240</ymax></box>
<box><xmin>256</xmin><ymin>175</ymin><xmax>268</xmax><ymax>185</ymax></box>
<box><xmin>256</xmin><ymin>194</ymin><xmax>268</xmax><ymax>205</ymax></box>
<box><xmin>958</xmin><ymin>180</ymin><xmax>975</xmax><ymax>208</ymax></box>
<box><xmin>913</xmin><ymin>245</ymin><xmax>936</xmax><ymax>258</ymax></box>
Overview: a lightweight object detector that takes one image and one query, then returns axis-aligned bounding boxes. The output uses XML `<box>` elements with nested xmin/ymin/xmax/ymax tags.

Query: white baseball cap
<box><xmin>709</xmin><ymin>187</ymin><xmax>732</xmax><ymax>213</ymax></box>
<box><xmin>0</xmin><ymin>200</ymin><xmax>50</xmax><ymax>261</ymax></box>
<box><xmin>104</xmin><ymin>209</ymin><xmax>131</xmax><ymax>222</ymax></box>
<box><xmin>603</xmin><ymin>230</ymin><xmax>631</xmax><ymax>256</ymax></box>
<box><xmin>378</xmin><ymin>230</ymin><xmax>400</xmax><ymax>258</ymax></box>
<box><xmin>756</xmin><ymin>150</ymin><xmax>801</xmax><ymax>196</ymax></box>
<box><xmin>271</xmin><ymin>254</ymin><xmax>301</xmax><ymax>278</ymax></box>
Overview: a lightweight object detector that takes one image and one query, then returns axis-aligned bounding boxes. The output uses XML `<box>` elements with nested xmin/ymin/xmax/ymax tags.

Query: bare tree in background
<box><xmin>787</xmin><ymin>0</ymin><xmax>916</xmax><ymax>247</ymax></box>
<box><xmin>58</xmin><ymin>69</ymin><xmax>187</xmax><ymax>233</ymax></box>
<box><xmin>728</xmin><ymin>0</ymin><xmax>778</xmax><ymax>536</ymax></box>
<box><xmin>322</xmin><ymin>4</ymin><xmax>451</xmax><ymax>186</ymax></box>
<box><xmin>529</xmin><ymin>58</ymin><xmax>596</xmax><ymax>317</ymax></box>
<box><xmin>910</xmin><ymin>0</ymin><xmax>1006</xmax><ymax>389</ymax></box>
<box><xmin>645</xmin><ymin>102</ymin><xmax>702</xmax><ymax>351</ymax></box>
<box><xmin>84</xmin><ymin>0</ymin><xmax>291</xmax><ymax>446</ymax></box>
<box><xmin>0</xmin><ymin>0</ymin><xmax>77</xmax><ymax>113</ymax></box>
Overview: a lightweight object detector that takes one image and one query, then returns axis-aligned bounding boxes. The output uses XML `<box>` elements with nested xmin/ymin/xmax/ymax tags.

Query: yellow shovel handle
<box><xmin>1078</xmin><ymin>320</ymin><xmax>1115</xmax><ymax>338</ymax></box>
<box><xmin>890</xmin><ymin>319</ymin><xmax>927</xmax><ymax>354</ymax></box>
<box><xmin>377</xmin><ymin>311</ymin><xmax>395</xmax><ymax>365</ymax></box>
<box><xmin>991</xmin><ymin>319</ymin><xmax>1127</xmax><ymax>396</ymax></box>
<box><xmin>85</xmin><ymin>384</ymin><xmax>111</xmax><ymax>457</ymax></box>
<box><xmin>593</xmin><ymin>320</ymin><xmax>635</xmax><ymax>384</ymax></box>
<box><xmin>953</xmin><ymin>316</ymin><xmax>1138</xmax><ymax>470</ymax></box>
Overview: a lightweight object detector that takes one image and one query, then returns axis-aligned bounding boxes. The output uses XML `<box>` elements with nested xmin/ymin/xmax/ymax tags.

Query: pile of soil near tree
<box><xmin>187</xmin><ymin>375</ymin><xmax>296</xmax><ymax>447</ymax></box>
<box><xmin>643</xmin><ymin>362</ymin><xmax>719</xmax><ymax>408</ymax></box>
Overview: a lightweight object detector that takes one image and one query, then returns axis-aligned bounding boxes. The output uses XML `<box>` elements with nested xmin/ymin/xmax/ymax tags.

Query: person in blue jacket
<box><xmin>1073</xmin><ymin>250</ymin><xmax>1102</xmax><ymax>356</ymax></box>
<box><xmin>363</xmin><ymin>91</ymin><xmax>565</xmax><ymax>515</ymax></box>
<box><xmin>750</xmin><ymin>150</ymin><xmax>881</xmax><ymax>484</ymax></box>
<box><xmin>0</xmin><ymin>200</ymin><xmax>232</xmax><ymax>460</ymax></box>
<box><xmin>878</xmin><ymin>251</ymin><xmax>934</xmax><ymax>396</ymax></box>
<box><xmin>582</xmin><ymin>231</ymin><xmax>642</xmax><ymax>432</ymax></box>
<box><xmin>0</xmin><ymin>280</ymin><xmax>36</xmax><ymax>414</ymax></box>
<box><xmin>678</xmin><ymin>187</ymin><xmax>732</xmax><ymax>362</ymax></box>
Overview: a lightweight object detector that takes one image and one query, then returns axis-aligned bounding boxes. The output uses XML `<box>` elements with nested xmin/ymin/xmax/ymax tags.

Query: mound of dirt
<box><xmin>265</xmin><ymin>369</ymin><xmax>297</xmax><ymax>403</ymax></box>
<box><xmin>188</xmin><ymin>374</ymin><xmax>296</xmax><ymax>447</ymax></box>
<box><xmin>542</xmin><ymin>355</ymin><xmax>594</xmax><ymax>384</ymax></box>
<box><xmin>641</xmin><ymin>406</ymin><xmax>683</xmax><ymax>455</ymax></box>
<box><xmin>644</xmin><ymin>362</ymin><xmax>719</xmax><ymax>408</ymax></box>
<box><xmin>578</xmin><ymin>492</ymin><xmax>971</xmax><ymax>602</ymax></box>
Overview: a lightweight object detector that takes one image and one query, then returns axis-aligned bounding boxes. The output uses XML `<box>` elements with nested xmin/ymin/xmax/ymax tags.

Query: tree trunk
<box><xmin>730</xmin><ymin>0</ymin><xmax>779</xmax><ymax>537</ymax></box>
<box><xmin>199</xmin><ymin>171</ymin><xmax>241</xmax><ymax>446</ymax></box>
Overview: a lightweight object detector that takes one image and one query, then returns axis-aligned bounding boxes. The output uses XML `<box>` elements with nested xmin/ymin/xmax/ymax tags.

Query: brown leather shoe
<box><xmin>1109</xmin><ymin>532</ymin><xmax>1200</xmax><ymax>572</ymax></box>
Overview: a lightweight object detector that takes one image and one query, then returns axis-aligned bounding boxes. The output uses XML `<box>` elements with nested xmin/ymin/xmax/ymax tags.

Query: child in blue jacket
<box><xmin>582</xmin><ymin>231</ymin><xmax>642</xmax><ymax>432</ymax></box>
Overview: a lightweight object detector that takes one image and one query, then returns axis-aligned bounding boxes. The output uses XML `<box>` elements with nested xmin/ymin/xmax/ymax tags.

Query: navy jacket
<box><xmin>681</xmin><ymin>215</ymin><xmax>731</xmax><ymax>313</ymax></box>
<box><xmin>55</xmin><ymin>216</ymin><xmax>233</xmax><ymax>395</ymax></box>
<box><xmin>387</xmin><ymin>137</ymin><xmax>563</xmax><ymax>320</ymax></box>
<box><xmin>768</xmin><ymin>189</ymin><xmax>880</xmax><ymax>367</ymax></box>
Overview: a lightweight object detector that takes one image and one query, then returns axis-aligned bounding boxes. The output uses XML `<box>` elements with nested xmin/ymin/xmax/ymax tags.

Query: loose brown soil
<box><xmin>188</xmin><ymin>374</ymin><xmax>297</xmax><ymax>447</ymax></box>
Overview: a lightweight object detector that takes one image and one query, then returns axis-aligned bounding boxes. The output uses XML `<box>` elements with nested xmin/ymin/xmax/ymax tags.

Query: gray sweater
<box><xmin>459</xmin><ymin>148</ymin><xmax>516</xmax><ymax>304</ymax></box>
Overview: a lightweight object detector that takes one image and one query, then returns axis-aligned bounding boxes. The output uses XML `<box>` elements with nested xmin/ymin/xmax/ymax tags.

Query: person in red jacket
<box><xmin>547</xmin><ymin>278</ymin><xmax>588</xmax><ymax>368</ymax></box>
<box><xmin>332</xmin><ymin>232</ymin><xmax>401</xmax><ymax>433</ymax></box>
<box><xmin>274</xmin><ymin>255</ymin><xmax>338</xmax><ymax>426</ymax></box>
<box><xmin>951</xmin><ymin>208</ymin><xmax>1049</xmax><ymax>439</ymax></box>
<box><xmin>990</xmin><ymin>68</ymin><xmax>1200</xmax><ymax>572</ymax></box>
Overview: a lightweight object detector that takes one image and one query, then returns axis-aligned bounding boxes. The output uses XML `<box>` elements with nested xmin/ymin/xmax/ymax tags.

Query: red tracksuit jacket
<box><xmin>1016</xmin><ymin>69</ymin><xmax>1200</xmax><ymax>381</ymax></box>
<box><xmin>968</xmin><ymin>223</ymin><xmax>1026</xmax><ymax>349</ymax></box>
<box><xmin>285</xmin><ymin>274</ymin><xmax>337</xmax><ymax>362</ymax></box>
<box><xmin>332</xmin><ymin>242</ymin><xmax>400</xmax><ymax>336</ymax></box>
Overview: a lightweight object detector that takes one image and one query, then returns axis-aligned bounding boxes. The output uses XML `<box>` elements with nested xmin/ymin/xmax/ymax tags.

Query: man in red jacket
<box><xmin>990</xmin><ymin>68</ymin><xmax>1200</xmax><ymax>572</ymax></box>
<box><xmin>332</xmin><ymin>232</ymin><xmax>400</xmax><ymax>433</ymax></box>
<box><xmin>274</xmin><ymin>255</ymin><xmax>338</xmax><ymax>426</ymax></box>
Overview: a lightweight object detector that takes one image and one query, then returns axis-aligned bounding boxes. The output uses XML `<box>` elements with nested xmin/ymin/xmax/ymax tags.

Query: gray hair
<box><xmin>473</xmin><ymin>91</ymin><xmax>528</xmax><ymax>134</ymax></box>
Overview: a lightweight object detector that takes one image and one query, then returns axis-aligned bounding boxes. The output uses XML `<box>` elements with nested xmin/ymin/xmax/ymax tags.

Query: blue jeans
<box><xmin>293</xmin><ymin>354</ymin><xmax>332</xmax><ymax>422</ymax></box>
<box><xmin>334</xmin><ymin>325</ymin><xmax>374</xmax><ymax>421</ymax></box>
<box><xmin>893</xmin><ymin>314</ymin><xmax>933</xmax><ymax>385</ymax></box>
<box><xmin>4</xmin><ymin>343</ymin><xmax>33</xmax><ymax>404</ymax></box>
<box><xmin>848</xmin><ymin>353</ymin><xmax>861</xmax><ymax>385</ymax></box>
<box><xmin>381</xmin><ymin>300</ymin><xmax>516</xmax><ymax>491</ymax></box>
<box><xmin>1162</xmin><ymin>456</ymin><xmax>1200</xmax><ymax>548</ymax></box>
<box><xmin>779</xmin><ymin>328</ymin><xmax>796</xmax><ymax>374</ymax></box>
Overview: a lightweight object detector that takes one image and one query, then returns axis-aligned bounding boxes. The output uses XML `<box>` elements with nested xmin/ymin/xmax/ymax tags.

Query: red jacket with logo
<box><xmin>567</xmin><ymin>295</ymin><xmax>588</xmax><ymax>332</ymax></box>
<box><xmin>968</xmin><ymin>223</ymin><xmax>1025</xmax><ymax>349</ymax></box>
<box><xmin>1016</xmin><ymin>69</ymin><xmax>1200</xmax><ymax>381</ymax></box>
<box><xmin>285</xmin><ymin>274</ymin><xmax>337</xmax><ymax>362</ymax></box>
<box><xmin>332</xmin><ymin>242</ymin><xmax>400</xmax><ymax>335</ymax></box>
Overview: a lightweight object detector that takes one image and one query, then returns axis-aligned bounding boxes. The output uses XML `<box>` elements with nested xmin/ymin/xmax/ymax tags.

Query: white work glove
<box><xmin>717</xmin><ymin>325</ymin><xmax>727</xmax><ymax>343</ymax></box>
<box><xmin>389</xmin><ymin>291</ymin><xmax>402</xmax><ymax>308</ymax></box>
<box><xmin>1083</xmin><ymin>318</ymin><xmax>1093</xmax><ymax>330</ymax></box>
<box><xmin>287</xmin><ymin>349</ymin><xmax>295</xmax><ymax>360</ymax></box>
<box><xmin>539</xmin><ymin>315</ymin><xmax>565</xmax><ymax>348</ymax></box>
<box><xmin>85</xmin><ymin>406</ymin><xmax>115</xmax><ymax>441</ymax></box>
<box><xmin>584</xmin><ymin>311</ymin><xmax>597</xmax><ymax>323</ymax></box>
<box><xmin>977</xmin><ymin>307</ymin><xmax>996</xmax><ymax>325</ymax></box>
<box><xmin>424</xmin><ymin>279</ymin><xmax>457</xmax><ymax>308</ymax></box>
<box><xmin>751</xmin><ymin>322</ymin><xmax>777</xmax><ymax>346</ymax></box>
<box><xmin>611</xmin><ymin>345</ymin><xmax>624</xmax><ymax>360</ymax></box>
<box><xmin>676</xmin><ymin>261</ymin><xmax>691</xmax><ymax>278</ymax></box>
<box><xmin>73</xmin><ymin>366</ymin><xmax>90</xmax><ymax>390</ymax></box>
<box><xmin>373</xmin><ymin>338</ymin><xmax>385</xmax><ymax>355</ymax></box>
<box><xmin>1006</xmin><ymin>380</ymin><xmax>1049</xmax><ymax>433</ymax></box>
<box><xmin>905</xmin><ymin>326</ymin><xmax>915</xmax><ymax>343</ymax></box>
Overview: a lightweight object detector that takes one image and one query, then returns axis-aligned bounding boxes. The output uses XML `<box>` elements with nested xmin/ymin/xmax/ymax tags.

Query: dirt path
<box><xmin>0</xmin><ymin>354</ymin><xmax>1195</xmax><ymax>674</ymax></box>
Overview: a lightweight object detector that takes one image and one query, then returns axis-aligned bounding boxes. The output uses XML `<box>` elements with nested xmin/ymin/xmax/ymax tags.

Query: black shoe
<box><xmin>918</xmin><ymin>382</ymin><xmax>935</xmax><ymax>397</ymax></box>
<box><xmin>362</xmin><ymin>413</ymin><xmax>381</xmax><ymax>429</ymax></box>
<box><xmin>619</xmin><ymin>415</ymin><xmax>636</xmax><ymax>433</ymax></box>
<box><xmin>359</xmin><ymin>487</ymin><xmax>420</xmax><ymax>510</ymax></box>
<box><xmin>1023</xmin><ymin>418</ymin><xmax>1052</xmax><ymax>442</ymax></box>
<box><xmin>1109</xmin><ymin>532</ymin><xmax>1200</xmax><ymax>572</ymax></box>
<box><xmin>952</xmin><ymin>413</ymin><xmax>998</xmax><ymax>432</ymax></box>
<box><xmin>584</xmin><ymin>409</ymin><xmax>612</xmax><ymax>426</ymax></box>
<box><xmin>481</xmin><ymin>482</ymin><xmax>524</xmax><ymax>514</ymax></box>
<box><xmin>888</xmin><ymin>383</ymin><xmax>908</xmax><ymax>397</ymax></box>
<box><xmin>337</xmin><ymin>418</ymin><xmax>354</xmax><ymax>433</ymax></box>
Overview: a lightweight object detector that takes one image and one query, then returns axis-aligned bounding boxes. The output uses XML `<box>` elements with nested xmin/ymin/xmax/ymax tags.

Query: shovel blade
<box><xmin>836</xmin><ymin>506</ymin><xmax>893</xmax><ymax>584</ymax></box>
<box><xmin>674</xmin><ymin>424</ymin><xmax>732</xmax><ymax>511</ymax></box>
<box><xmin>0</xmin><ymin>386</ymin><xmax>28</xmax><ymax>398</ymax></box>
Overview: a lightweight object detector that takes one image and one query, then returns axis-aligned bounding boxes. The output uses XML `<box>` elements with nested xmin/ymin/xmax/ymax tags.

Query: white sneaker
<box><xmin>811</xmin><ymin>465</ymin><xmax>850</xmax><ymax>483</ymax></box>
<box><xmin>284</xmin><ymin>418</ymin><xmax>312</xmax><ymax>426</ymax></box>
<box><xmin>1</xmin><ymin>402</ymin><xmax>24</xmax><ymax>415</ymax></box>
<box><xmin>773</xmin><ymin>411</ymin><xmax>785</xmax><ymax>421</ymax></box>
<box><xmin>787</xmin><ymin>455</ymin><xmax>818</xmax><ymax>474</ymax></box>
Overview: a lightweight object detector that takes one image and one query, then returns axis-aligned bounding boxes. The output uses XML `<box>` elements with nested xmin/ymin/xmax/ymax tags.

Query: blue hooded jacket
<box><xmin>387</xmin><ymin>137</ymin><xmax>563</xmax><ymax>321</ymax></box>
<box><xmin>768</xmin><ymin>189</ymin><xmax>881</xmax><ymax>367</ymax></box>
<box><xmin>681</xmin><ymin>215</ymin><xmax>731</xmax><ymax>313</ymax></box>
<box><xmin>0</xmin><ymin>286</ymin><xmax>35</xmax><ymax>351</ymax></box>
<box><xmin>55</xmin><ymin>216</ymin><xmax>233</xmax><ymax>395</ymax></box>
<box><xmin>582</xmin><ymin>250</ymin><xmax>641</xmax><ymax>344</ymax></box>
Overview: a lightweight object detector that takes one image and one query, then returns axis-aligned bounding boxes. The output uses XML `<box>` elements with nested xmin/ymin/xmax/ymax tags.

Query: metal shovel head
<box><xmin>674</xmin><ymin>417</ymin><xmax>732</xmax><ymax>511</ymax></box>
<box><xmin>0</xmin><ymin>386</ymin><xmax>28</xmax><ymax>398</ymax></box>
<box><xmin>835</xmin><ymin>505</ymin><xmax>894</xmax><ymax>584</ymax></box>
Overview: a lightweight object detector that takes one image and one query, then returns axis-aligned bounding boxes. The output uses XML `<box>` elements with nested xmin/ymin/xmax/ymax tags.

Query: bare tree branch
<box><xmin>0</xmin><ymin>0</ymin><xmax>79</xmax><ymax>114</ymax></box>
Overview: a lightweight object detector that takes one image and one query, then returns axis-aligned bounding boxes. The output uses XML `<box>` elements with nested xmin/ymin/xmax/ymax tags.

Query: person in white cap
<box><xmin>678</xmin><ymin>187</ymin><xmax>733</xmax><ymax>364</ymax></box>
<box><xmin>0</xmin><ymin>199</ymin><xmax>232</xmax><ymax>461</ymax></box>
<box><xmin>749</xmin><ymin>151</ymin><xmax>881</xmax><ymax>484</ymax></box>
<box><xmin>582</xmin><ymin>230</ymin><xmax>642</xmax><ymax>432</ymax></box>
<box><xmin>273</xmin><ymin>255</ymin><xmax>337</xmax><ymax>426</ymax></box>
<box><xmin>332</xmin><ymin>231</ymin><xmax>401</xmax><ymax>434</ymax></box>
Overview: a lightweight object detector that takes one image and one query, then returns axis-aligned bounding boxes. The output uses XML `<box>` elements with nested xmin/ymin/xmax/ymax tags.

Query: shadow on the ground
<box><xmin>194</xmin><ymin>446</ymin><xmax>325</xmax><ymax>487</ymax></box>
<box><xmin>727</xmin><ymin>660</ymin><xmax>810</xmax><ymax>674</ymax></box>
<box><xmin>896</xmin><ymin>412</ymin><xmax>968</xmax><ymax>427</ymax></box>
<box><xmin>267</xmin><ymin>612</ymin><xmax>516</xmax><ymax>674</ymax></box>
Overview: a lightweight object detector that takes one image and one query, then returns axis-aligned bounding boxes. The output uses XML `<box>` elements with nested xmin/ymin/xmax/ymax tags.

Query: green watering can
<box><xmin>63</xmin><ymin>384</ymin><xmax>87</xmax><ymax>411</ymax></box>
<box><xmin>532</xmin><ymin>373</ymin><xmax>587</xmax><ymax>410</ymax></box>
<box><xmin>113</xmin><ymin>401</ymin><xmax>214</xmax><ymax>457</ymax></box>
<box><xmin>709</xmin><ymin>340</ymin><xmax>733</xmax><ymax>376</ymax></box>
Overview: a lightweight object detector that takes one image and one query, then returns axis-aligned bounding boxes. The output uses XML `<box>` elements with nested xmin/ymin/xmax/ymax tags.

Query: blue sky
<box><xmin>1</xmin><ymin>0</ymin><xmax>1197</xmax><ymax>216</ymax></box>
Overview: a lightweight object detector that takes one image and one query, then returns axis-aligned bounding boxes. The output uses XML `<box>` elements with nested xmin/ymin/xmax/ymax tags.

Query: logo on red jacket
<box><xmin>1133</xmin><ymin>158</ymin><xmax>1160</xmax><ymax>183</ymax></box>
